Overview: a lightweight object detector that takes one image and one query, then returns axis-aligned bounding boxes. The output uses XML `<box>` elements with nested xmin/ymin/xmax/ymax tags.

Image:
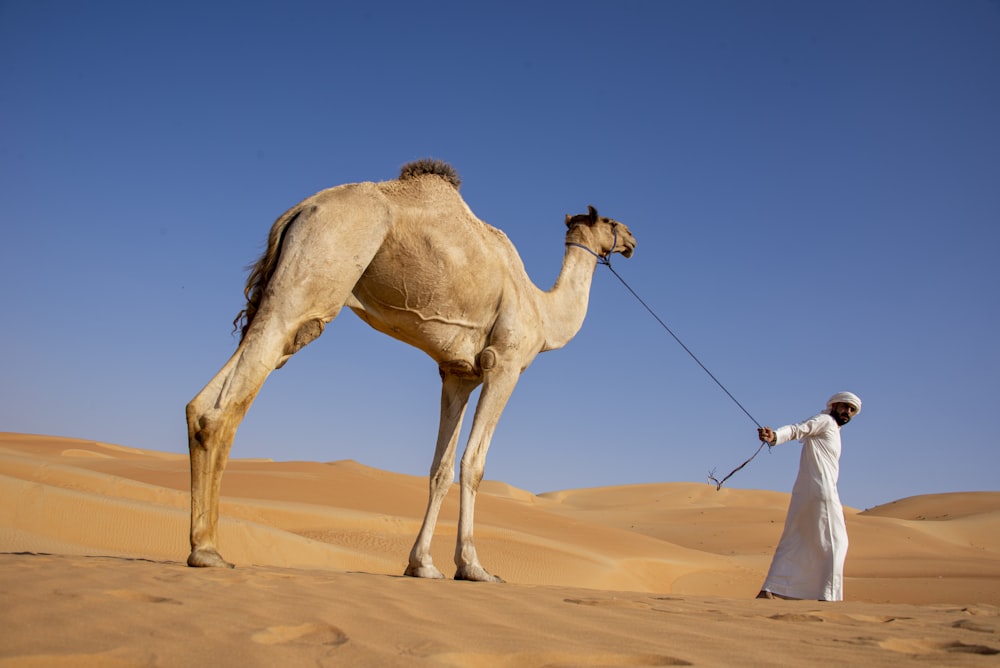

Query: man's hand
<box><xmin>758</xmin><ymin>427</ymin><xmax>776</xmax><ymax>445</ymax></box>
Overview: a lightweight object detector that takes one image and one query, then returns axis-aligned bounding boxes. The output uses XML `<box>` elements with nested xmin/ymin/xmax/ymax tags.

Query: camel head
<box><xmin>565</xmin><ymin>205</ymin><xmax>636</xmax><ymax>259</ymax></box>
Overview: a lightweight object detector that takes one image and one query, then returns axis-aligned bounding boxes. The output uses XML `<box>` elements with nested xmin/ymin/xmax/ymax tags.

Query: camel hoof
<box><xmin>454</xmin><ymin>565</ymin><xmax>505</xmax><ymax>583</ymax></box>
<box><xmin>404</xmin><ymin>564</ymin><xmax>446</xmax><ymax>579</ymax></box>
<box><xmin>187</xmin><ymin>548</ymin><xmax>235</xmax><ymax>569</ymax></box>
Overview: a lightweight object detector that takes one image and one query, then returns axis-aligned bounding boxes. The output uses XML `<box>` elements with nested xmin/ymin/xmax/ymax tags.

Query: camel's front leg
<box><xmin>454</xmin><ymin>366</ymin><xmax>520</xmax><ymax>583</ymax></box>
<box><xmin>405</xmin><ymin>373</ymin><xmax>477</xmax><ymax>579</ymax></box>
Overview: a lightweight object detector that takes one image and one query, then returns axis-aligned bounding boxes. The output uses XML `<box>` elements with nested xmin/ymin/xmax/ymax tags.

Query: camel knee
<box><xmin>191</xmin><ymin>415</ymin><xmax>215</xmax><ymax>452</ymax></box>
<box><xmin>429</xmin><ymin>466</ymin><xmax>454</xmax><ymax>492</ymax></box>
<box><xmin>186</xmin><ymin>394</ymin><xmax>211</xmax><ymax>430</ymax></box>
<box><xmin>459</xmin><ymin>458</ymin><xmax>486</xmax><ymax>493</ymax></box>
<box><xmin>186</xmin><ymin>402</ymin><xmax>211</xmax><ymax>449</ymax></box>
<box><xmin>188</xmin><ymin>409</ymin><xmax>231</xmax><ymax>453</ymax></box>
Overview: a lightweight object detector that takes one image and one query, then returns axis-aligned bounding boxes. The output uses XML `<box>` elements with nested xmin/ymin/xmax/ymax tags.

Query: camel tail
<box><xmin>399</xmin><ymin>159</ymin><xmax>461</xmax><ymax>190</ymax></box>
<box><xmin>232</xmin><ymin>204</ymin><xmax>310</xmax><ymax>341</ymax></box>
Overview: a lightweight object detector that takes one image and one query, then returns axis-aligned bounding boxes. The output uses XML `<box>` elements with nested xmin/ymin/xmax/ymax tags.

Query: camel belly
<box><xmin>347</xmin><ymin>291</ymin><xmax>488</xmax><ymax>369</ymax></box>
<box><xmin>348</xmin><ymin>225</ymin><xmax>509</xmax><ymax>368</ymax></box>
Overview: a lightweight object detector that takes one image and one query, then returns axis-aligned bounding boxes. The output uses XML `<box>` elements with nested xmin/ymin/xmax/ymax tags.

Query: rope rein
<box><xmin>573</xmin><ymin>234</ymin><xmax>771</xmax><ymax>490</ymax></box>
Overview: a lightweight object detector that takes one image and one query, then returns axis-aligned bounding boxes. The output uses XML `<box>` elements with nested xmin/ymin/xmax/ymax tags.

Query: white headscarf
<box><xmin>826</xmin><ymin>391</ymin><xmax>862</xmax><ymax>414</ymax></box>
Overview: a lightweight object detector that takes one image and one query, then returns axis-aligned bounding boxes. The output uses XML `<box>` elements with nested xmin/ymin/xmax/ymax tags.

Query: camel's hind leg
<box><xmin>187</xmin><ymin>205</ymin><xmax>391</xmax><ymax>567</ymax></box>
<box><xmin>405</xmin><ymin>372</ymin><xmax>479</xmax><ymax>579</ymax></box>
<box><xmin>186</xmin><ymin>350</ymin><xmax>246</xmax><ymax>568</ymax></box>
<box><xmin>186</xmin><ymin>316</ymin><xmax>315</xmax><ymax>568</ymax></box>
<box><xmin>188</xmin><ymin>316</ymin><xmax>355</xmax><ymax>567</ymax></box>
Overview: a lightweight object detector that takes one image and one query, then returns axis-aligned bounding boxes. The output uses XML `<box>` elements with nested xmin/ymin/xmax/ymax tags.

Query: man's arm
<box><xmin>762</xmin><ymin>414</ymin><xmax>836</xmax><ymax>447</ymax></box>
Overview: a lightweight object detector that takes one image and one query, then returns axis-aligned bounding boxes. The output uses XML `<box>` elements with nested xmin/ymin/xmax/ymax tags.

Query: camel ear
<box><xmin>566</xmin><ymin>209</ymin><xmax>595</xmax><ymax>228</ymax></box>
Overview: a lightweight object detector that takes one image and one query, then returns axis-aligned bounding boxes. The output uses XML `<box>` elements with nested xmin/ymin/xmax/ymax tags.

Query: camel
<box><xmin>186</xmin><ymin>159</ymin><xmax>636</xmax><ymax>582</ymax></box>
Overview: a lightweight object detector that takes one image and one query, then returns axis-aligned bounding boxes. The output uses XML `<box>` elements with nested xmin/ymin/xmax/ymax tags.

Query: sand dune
<box><xmin>1</xmin><ymin>432</ymin><xmax>998</xmax><ymax>665</ymax></box>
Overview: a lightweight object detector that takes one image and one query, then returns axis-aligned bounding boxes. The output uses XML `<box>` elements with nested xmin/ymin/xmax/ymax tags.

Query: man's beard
<box><xmin>832</xmin><ymin>409</ymin><xmax>852</xmax><ymax>426</ymax></box>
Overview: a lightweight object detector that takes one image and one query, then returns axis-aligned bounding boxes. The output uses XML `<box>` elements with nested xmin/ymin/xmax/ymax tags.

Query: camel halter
<box><xmin>575</xmin><ymin>226</ymin><xmax>770</xmax><ymax>491</ymax></box>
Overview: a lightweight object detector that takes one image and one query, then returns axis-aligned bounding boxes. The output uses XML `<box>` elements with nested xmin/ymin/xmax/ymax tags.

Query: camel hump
<box><xmin>399</xmin><ymin>159</ymin><xmax>461</xmax><ymax>190</ymax></box>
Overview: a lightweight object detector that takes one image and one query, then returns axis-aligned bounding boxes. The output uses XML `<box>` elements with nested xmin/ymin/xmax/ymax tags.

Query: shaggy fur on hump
<box><xmin>399</xmin><ymin>158</ymin><xmax>461</xmax><ymax>190</ymax></box>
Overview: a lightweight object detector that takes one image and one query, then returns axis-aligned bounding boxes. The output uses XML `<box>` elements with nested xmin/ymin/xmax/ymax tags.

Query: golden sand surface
<box><xmin>1</xmin><ymin>432</ymin><xmax>997</xmax><ymax>666</ymax></box>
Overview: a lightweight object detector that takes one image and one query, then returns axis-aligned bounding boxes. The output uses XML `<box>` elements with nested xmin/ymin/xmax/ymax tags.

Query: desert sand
<box><xmin>1</xmin><ymin>431</ymin><xmax>997</xmax><ymax>666</ymax></box>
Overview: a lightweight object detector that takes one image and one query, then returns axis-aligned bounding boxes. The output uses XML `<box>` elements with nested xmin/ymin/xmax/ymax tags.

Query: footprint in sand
<box><xmin>0</xmin><ymin>648</ymin><xmax>154</xmax><ymax>667</ymax></box>
<box><xmin>104</xmin><ymin>589</ymin><xmax>182</xmax><ymax>605</ymax></box>
<box><xmin>879</xmin><ymin>638</ymin><xmax>999</xmax><ymax>656</ymax></box>
<box><xmin>251</xmin><ymin>622</ymin><xmax>348</xmax><ymax>647</ymax></box>
<box><xmin>563</xmin><ymin>597</ymin><xmax>653</xmax><ymax>611</ymax></box>
<box><xmin>243</xmin><ymin>569</ymin><xmax>306</xmax><ymax>590</ymax></box>
<box><xmin>566</xmin><ymin>598</ymin><xmax>737</xmax><ymax>622</ymax></box>
<box><xmin>952</xmin><ymin>618</ymin><xmax>996</xmax><ymax>634</ymax></box>
<box><xmin>818</xmin><ymin>612</ymin><xmax>910</xmax><ymax>624</ymax></box>
<box><xmin>433</xmin><ymin>651</ymin><xmax>692</xmax><ymax>666</ymax></box>
<box><xmin>768</xmin><ymin>612</ymin><xmax>825</xmax><ymax>623</ymax></box>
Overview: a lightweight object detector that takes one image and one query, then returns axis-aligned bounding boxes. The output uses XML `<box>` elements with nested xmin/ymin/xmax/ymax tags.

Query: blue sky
<box><xmin>2</xmin><ymin>1</ymin><xmax>997</xmax><ymax>511</ymax></box>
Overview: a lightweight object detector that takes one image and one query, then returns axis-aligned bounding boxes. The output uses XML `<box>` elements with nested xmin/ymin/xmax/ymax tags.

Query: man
<box><xmin>755</xmin><ymin>391</ymin><xmax>862</xmax><ymax>602</ymax></box>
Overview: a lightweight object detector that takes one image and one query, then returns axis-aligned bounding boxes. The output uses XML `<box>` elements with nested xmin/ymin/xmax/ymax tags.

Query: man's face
<box><xmin>831</xmin><ymin>402</ymin><xmax>858</xmax><ymax>426</ymax></box>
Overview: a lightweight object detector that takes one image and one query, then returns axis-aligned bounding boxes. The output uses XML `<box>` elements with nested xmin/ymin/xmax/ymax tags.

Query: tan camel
<box><xmin>186</xmin><ymin>159</ymin><xmax>636</xmax><ymax>582</ymax></box>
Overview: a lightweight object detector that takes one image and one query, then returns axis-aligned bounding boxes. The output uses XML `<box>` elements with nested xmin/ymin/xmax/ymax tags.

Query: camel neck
<box><xmin>539</xmin><ymin>246</ymin><xmax>600</xmax><ymax>351</ymax></box>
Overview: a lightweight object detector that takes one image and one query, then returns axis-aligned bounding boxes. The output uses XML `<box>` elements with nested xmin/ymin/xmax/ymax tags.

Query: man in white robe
<box><xmin>755</xmin><ymin>391</ymin><xmax>862</xmax><ymax>601</ymax></box>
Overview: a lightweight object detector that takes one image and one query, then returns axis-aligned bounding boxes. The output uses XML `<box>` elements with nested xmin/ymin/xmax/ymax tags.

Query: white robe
<box><xmin>761</xmin><ymin>412</ymin><xmax>848</xmax><ymax>601</ymax></box>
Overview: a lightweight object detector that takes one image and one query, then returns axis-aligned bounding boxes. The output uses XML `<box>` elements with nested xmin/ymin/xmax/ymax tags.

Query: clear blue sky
<box><xmin>2</xmin><ymin>1</ymin><xmax>998</xmax><ymax>511</ymax></box>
